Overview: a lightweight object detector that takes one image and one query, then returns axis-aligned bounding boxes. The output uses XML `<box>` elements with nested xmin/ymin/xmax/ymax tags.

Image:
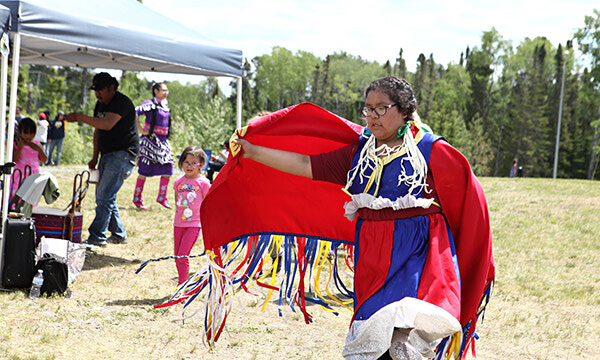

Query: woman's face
<box><xmin>155</xmin><ymin>85</ymin><xmax>169</xmax><ymax>100</ymax></box>
<box><xmin>364</xmin><ymin>89</ymin><xmax>406</xmax><ymax>145</ymax></box>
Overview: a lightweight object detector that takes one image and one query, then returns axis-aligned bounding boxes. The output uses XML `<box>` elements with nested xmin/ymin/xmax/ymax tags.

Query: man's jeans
<box><xmin>46</xmin><ymin>138</ymin><xmax>64</xmax><ymax>165</ymax></box>
<box><xmin>88</xmin><ymin>151</ymin><xmax>135</xmax><ymax>242</ymax></box>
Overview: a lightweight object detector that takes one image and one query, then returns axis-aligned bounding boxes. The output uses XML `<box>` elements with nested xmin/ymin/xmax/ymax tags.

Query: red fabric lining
<box><xmin>201</xmin><ymin>103</ymin><xmax>361</xmax><ymax>250</ymax></box>
<box><xmin>430</xmin><ymin>141</ymin><xmax>495</xmax><ymax>330</ymax></box>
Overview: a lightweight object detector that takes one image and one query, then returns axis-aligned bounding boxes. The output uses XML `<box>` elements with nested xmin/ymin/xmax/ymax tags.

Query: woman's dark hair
<box><xmin>148</xmin><ymin>82</ymin><xmax>170</xmax><ymax>138</ymax></box>
<box><xmin>365</xmin><ymin>76</ymin><xmax>418</xmax><ymax>122</ymax></box>
<box><xmin>152</xmin><ymin>82</ymin><xmax>165</xmax><ymax>98</ymax></box>
<box><xmin>17</xmin><ymin>117</ymin><xmax>36</xmax><ymax>134</ymax></box>
<box><xmin>178</xmin><ymin>146</ymin><xmax>208</xmax><ymax>170</ymax></box>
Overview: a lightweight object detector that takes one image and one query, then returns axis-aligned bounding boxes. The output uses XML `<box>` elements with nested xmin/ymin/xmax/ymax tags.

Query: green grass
<box><xmin>1</xmin><ymin>167</ymin><xmax>599</xmax><ymax>359</ymax></box>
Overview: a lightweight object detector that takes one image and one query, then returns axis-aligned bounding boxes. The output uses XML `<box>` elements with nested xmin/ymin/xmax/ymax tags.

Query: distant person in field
<box><xmin>510</xmin><ymin>158</ymin><xmax>518</xmax><ymax>178</ymax></box>
<box><xmin>133</xmin><ymin>82</ymin><xmax>174</xmax><ymax>209</ymax></box>
<box><xmin>34</xmin><ymin>112</ymin><xmax>49</xmax><ymax>155</ymax></box>
<box><xmin>14</xmin><ymin>106</ymin><xmax>25</xmax><ymax>126</ymax></box>
<box><xmin>206</xmin><ymin>140</ymin><xmax>229</xmax><ymax>183</ymax></box>
<box><xmin>46</xmin><ymin>110</ymin><xmax>66</xmax><ymax>166</ymax></box>
<box><xmin>173</xmin><ymin>146</ymin><xmax>210</xmax><ymax>285</ymax></box>
<box><xmin>66</xmin><ymin>72</ymin><xmax>139</xmax><ymax>247</ymax></box>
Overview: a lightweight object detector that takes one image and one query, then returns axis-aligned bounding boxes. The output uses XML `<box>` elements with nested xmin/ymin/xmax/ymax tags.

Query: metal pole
<box><xmin>236</xmin><ymin>76</ymin><xmax>242</xmax><ymax>129</ymax></box>
<box><xmin>553</xmin><ymin>57</ymin><xmax>566</xmax><ymax>179</ymax></box>
<box><xmin>0</xmin><ymin>37</ymin><xmax>8</xmax><ymax>166</ymax></box>
<box><xmin>0</xmin><ymin>32</ymin><xmax>20</xmax><ymax>284</ymax></box>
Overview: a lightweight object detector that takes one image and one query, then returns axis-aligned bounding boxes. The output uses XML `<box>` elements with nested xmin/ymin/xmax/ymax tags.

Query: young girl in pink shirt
<box><xmin>12</xmin><ymin>117</ymin><xmax>48</xmax><ymax>196</ymax></box>
<box><xmin>173</xmin><ymin>146</ymin><xmax>210</xmax><ymax>285</ymax></box>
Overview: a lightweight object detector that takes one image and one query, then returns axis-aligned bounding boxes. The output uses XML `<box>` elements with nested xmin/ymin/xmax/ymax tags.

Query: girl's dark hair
<box><xmin>148</xmin><ymin>82</ymin><xmax>170</xmax><ymax>138</ymax></box>
<box><xmin>18</xmin><ymin>117</ymin><xmax>36</xmax><ymax>134</ymax></box>
<box><xmin>365</xmin><ymin>76</ymin><xmax>418</xmax><ymax>122</ymax></box>
<box><xmin>178</xmin><ymin>146</ymin><xmax>208</xmax><ymax>170</ymax></box>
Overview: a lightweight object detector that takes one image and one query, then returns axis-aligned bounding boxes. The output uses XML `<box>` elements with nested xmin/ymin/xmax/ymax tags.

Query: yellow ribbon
<box><xmin>229</xmin><ymin>126</ymin><xmax>249</xmax><ymax>157</ymax></box>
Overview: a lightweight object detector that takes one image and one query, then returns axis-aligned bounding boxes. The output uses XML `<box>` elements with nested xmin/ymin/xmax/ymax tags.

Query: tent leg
<box><xmin>236</xmin><ymin>76</ymin><xmax>242</xmax><ymax>129</ymax></box>
<box><xmin>0</xmin><ymin>32</ymin><xmax>21</xmax><ymax>285</ymax></box>
<box><xmin>0</xmin><ymin>43</ymin><xmax>8</xmax><ymax>164</ymax></box>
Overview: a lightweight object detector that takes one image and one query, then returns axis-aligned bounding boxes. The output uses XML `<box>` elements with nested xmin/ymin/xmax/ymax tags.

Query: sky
<box><xmin>140</xmin><ymin>0</ymin><xmax>598</xmax><ymax>86</ymax></box>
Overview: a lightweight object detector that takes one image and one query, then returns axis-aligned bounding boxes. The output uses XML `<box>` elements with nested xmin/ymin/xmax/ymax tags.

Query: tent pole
<box><xmin>0</xmin><ymin>40</ymin><xmax>8</xmax><ymax>165</ymax></box>
<box><xmin>6</xmin><ymin>33</ymin><xmax>20</xmax><ymax>166</ymax></box>
<box><xmin>236</xmin><ymin>76</ymin><xmax>242</xmax><ymax>129</ymax></box>
<box><xmin>0</xmin><ymin>40</ymin><xmax>8</xmax><ymax>227</ymax></box>
<box><xmin>0</xmin><ymin>32</ymin><xmax>20</xmax><ymax>283</ymax></box>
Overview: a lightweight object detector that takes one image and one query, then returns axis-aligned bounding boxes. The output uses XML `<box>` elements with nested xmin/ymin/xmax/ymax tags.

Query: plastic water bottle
<box><xmin>29</xmin><ymin>269</ymin><xmax>44</xmax><ymax>299</ymax></box>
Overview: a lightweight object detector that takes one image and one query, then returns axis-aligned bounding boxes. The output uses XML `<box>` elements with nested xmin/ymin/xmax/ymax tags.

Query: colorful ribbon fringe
<box><xmin>137</xmin><ymin>235</ymin><xmax>492</xmax><ymax>359</ymax></box>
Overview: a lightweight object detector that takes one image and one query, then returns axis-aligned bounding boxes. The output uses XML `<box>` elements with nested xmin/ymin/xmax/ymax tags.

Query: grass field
<box><xmin>0</xmin><ymin>166</ymin><xmax>598</xmax><ymax>359</ymax></box>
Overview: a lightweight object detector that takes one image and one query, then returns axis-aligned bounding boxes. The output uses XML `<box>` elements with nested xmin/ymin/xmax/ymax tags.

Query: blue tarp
<box><xmin>0</xmin><ymin>0</ymin><xmax>243</xmax><ymax>77</ymax></box>
<box><xmin>0</xmin><ymin>4</ymin><xmax>8</xmax><ymax>36</ymax></box>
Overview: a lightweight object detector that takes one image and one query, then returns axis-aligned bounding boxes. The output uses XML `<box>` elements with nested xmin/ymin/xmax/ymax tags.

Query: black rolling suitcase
<box><xmin>2</xmin><ymin>216</ymin><xmax>37</xmax><ymax>288</ymax></box>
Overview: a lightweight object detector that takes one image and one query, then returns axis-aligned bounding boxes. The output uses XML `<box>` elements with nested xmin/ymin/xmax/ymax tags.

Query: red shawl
<box><xmin>200</xmin><ymin>102</ymin><xmax>362</xmax><ymax>250</ymax></box>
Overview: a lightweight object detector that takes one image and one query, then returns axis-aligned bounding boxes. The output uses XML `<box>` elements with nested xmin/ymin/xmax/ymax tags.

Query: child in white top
<box><xmin>173</xmin><ymin>146</ymin><xmax>210</xmax><ymax>285</ymax></box>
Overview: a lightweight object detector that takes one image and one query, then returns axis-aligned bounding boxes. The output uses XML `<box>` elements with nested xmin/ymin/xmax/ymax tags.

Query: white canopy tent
<box><xmin>0</xmin><ymin>0</ymin><xmax>244</xmax><ymax>281</ymax></box>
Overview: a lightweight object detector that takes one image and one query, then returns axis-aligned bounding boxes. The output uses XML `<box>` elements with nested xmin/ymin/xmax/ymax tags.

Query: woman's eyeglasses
<box><xmin>361</xmin><ymin>103</ymin><xmax>398</xmax><ymax>117</ymax></box>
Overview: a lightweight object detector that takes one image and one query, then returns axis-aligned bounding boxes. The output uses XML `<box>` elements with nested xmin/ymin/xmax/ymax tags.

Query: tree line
<box><xmin>9</xmin><ymin>10</ymin><xmax>600</xmax><ymax>180</ymax></box>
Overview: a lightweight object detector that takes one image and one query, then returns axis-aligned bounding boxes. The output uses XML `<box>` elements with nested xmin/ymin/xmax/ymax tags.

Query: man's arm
<box><xmin>88</xmin><ymin>129</ymin><xmax>100</xmax><ymax>170</ymax></box>
<box><xmin>65</xmin><ymin>112</ymin><xmax>121</xmax><ymax>130</ymax></box>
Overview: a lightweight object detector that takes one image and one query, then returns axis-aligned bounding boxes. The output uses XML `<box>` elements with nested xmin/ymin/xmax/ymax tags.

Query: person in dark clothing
<box><xmin>206</xmin><ymin>140</ymin><xmax>229</xmax><ymax>183</ymax></box>
<box><xmin>66</xmin><ymin>72</ymin><xmax>139</xmax><ymax>247</ymax></box>
<box><xmin>46</xmin><ymin>110</ymin><xmax>66</xmax><ymax>165</ymax></box>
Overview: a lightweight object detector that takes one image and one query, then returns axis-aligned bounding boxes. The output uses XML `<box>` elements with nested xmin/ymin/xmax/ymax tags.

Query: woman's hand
<box><xmin>234</xmin><ymin>138</ymin><xmax>253</xmax><ymax>159</ymax></box>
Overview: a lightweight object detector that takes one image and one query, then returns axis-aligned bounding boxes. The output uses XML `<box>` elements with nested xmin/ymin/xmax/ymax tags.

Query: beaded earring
<box><xmin>397</xmin><ymin>121</ymin><xmax>411</xmax><ymax>138</ymax></box>
<box><xmin>363</xmin><ymin>127</ymin><xmax>372</xmax><ymax>136</ymax></box>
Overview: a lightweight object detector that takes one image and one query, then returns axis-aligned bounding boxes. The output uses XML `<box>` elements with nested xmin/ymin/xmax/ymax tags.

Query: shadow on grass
<box><xmin>105</xmin><ymin>296</ymin><xmax>170</xmax><ymax>306</ymax></box>
<box><xmin>82</xmin><ymin>252</ymin><xmax>143</xmax><ymax>270</ymax></box>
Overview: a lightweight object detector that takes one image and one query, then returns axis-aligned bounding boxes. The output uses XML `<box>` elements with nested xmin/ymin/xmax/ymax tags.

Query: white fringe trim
<box><xmin>343</xmin><ymin>193</ymin><xmax>434</xmax><ymax>221</ymax></box>
<box><xmin>344</xmin><ymin>124</ymin><xmax>431</xmax><ymax>207</ymax></box>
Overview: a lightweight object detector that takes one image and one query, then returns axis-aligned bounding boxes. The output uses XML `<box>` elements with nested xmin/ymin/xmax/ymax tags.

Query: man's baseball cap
<box><xmin>90</xmin><ymin>72</ymin><xmax>118</xmax><ymax>91</ymax></box>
